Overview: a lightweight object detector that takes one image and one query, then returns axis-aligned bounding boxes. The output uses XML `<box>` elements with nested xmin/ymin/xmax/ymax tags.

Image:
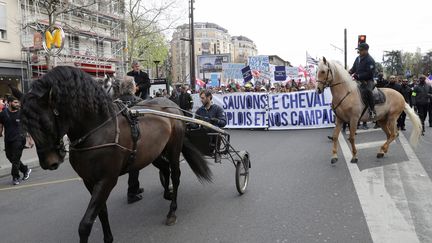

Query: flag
<box><xmin>306</xmin><ymin>52</ymin><xmax>318</xmax><ymax>65</ymax></box>
<box><xmin>298</xmin><ymin>65</ymin><xmax>309</xmax><ymax>77</ymax></box>
<box><xmin>195</xmin><ymin>79</ymin><xmax>206</xmax><ymax>90</ymax></box>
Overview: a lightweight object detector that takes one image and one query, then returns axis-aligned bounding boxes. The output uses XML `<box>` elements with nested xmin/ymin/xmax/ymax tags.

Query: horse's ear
<box><xmin>323</xmin><ymin>57</ymin><xmax>327</xmax><ymax>65</ymax></box>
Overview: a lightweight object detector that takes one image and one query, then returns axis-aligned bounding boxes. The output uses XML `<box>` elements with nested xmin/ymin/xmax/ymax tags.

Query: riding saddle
<box><xmin>358</xmin><ymin>86</ymin><xmax>386</xmax><ymax>105</ymax></box>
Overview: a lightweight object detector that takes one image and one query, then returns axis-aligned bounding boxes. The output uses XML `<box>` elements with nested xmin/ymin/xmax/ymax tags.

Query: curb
<box><xmin>0</xmin><ymin>154</ymin><xmax>70</xmax><ymax>179</ymax></box>
<box><xmin>0</xmin><ymin>157</ymin><xmax>40</xmax><ymax>179</ymax></box>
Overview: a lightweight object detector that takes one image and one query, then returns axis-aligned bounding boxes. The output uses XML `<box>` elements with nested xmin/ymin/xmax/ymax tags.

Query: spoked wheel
<box><xmin>235</xmin><ymin>152</ymin><xmax>250</xmax><ymax>195</ymax></box>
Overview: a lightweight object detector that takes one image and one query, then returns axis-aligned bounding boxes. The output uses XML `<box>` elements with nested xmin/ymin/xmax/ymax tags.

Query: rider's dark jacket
<box><xmin>196</xmin><ymin>104</ymin><xmax>227</xmax><ymax>128</ymax></box>
<box><xmin>349</xmin><ymin>54</ymin><xmax>376</xmax><ymax>81</ymax></box>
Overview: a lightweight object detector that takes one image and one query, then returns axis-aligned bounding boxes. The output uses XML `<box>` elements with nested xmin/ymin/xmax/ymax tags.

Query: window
<box><xmin>0</xmin><ymin>3</ymin><xmax>7</xmax><ymax>40</ymax></box>
<box><xmin>96</xmin><ymin>40</ymin><xmax>104</xmax><ymax>57</ymax></box>
<box><xmin>69</xmin><ymin>35</ymin><xmax>80</xmax><ymax>54</ymax></box>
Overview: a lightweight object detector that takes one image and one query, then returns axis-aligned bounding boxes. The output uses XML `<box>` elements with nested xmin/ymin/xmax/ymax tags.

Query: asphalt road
<box><xmin>1</xmin><ymin>126</ymin><xmax>431</xmax><ymax>243</ymax></box>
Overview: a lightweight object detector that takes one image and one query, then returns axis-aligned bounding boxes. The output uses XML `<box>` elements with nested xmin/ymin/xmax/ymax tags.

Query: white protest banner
<box><xmin>267</xmin><ymin>89</ymin><xmax>335</xmax><ymax>130</ymax></box>
<box><xmin>192</xmin><ymin>93</ymin><xmax>268</xmax><ymax>129</ymax></box>
<box><xmin>191</xmin><ymin>89</ymin><xmax>334</xmax><ymax>130</ymax></box>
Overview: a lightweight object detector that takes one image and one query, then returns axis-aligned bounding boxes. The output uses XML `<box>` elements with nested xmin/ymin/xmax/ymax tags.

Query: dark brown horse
<box><xmin>21</xmin><ymin>66</ymin><xmax>212</xmax><ymax>243</ymax></box>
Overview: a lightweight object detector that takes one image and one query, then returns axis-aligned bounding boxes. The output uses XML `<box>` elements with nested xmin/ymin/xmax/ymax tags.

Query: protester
<box><xmin>179</xmin><ymin>85</ymin><xmax>193</xmax><ymax>117</ymax></box>
<box><xmin>127</xmin><ymin>60</ymin><xmax>151</xmax><ymax>100</ymax></box>
<box><xmin>0</xmin><ymin>96</ymin><xmax>31</xmax><ymax>185</ymax></box>
<box><xmin>118</xmin><ymin>76</ymin><xmax>145</xmax><ymax>204</ymax></box>
<box><xmin>412</xmin><ymin>75</ymin><xmax>432</xmax><ymax>135</ymax></box>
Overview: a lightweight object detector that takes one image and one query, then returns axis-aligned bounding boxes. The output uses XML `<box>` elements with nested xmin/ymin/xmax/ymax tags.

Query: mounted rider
<box><xmin>349</xmin><ymin>43</ymin><xmax>377</xmax><ymax>119</ymax></box>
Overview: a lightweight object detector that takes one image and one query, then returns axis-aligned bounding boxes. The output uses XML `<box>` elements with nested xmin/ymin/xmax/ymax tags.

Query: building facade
<box><xmin>231</xmin><ymin>35</ymin><xmax>257</xmax><ymax>64</ymax></box>
<box><xmin>19</xmin><ymin>0</ymin><xmax>127</xmax><ymax>90</ymax></box>
<box><xmin>0</xmin><ymin>0</ymin><xmax>26</xmax><ymax>95</ymax></box>
<box><xmin>171</xmin><ymin>22</ymin><xmax>257</xmax><ymax>84</ymax></box>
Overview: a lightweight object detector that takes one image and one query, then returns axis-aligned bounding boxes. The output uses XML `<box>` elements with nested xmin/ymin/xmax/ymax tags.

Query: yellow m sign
<box><xmin>45</xmin><ymin>29</ymin><xmax>62</xmax><ymax>49</ymax></box>
<box><xmin>43</xmin><ymin>25</ymin><xmax>65</xmax><ymax>56</ymax></box>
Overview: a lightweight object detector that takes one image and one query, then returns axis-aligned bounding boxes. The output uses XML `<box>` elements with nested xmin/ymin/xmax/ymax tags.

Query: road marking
<box><xmin>347</xmin><ymin>128</ymin><xmax>381</xmax><ymax>135</ymax></box>
<box><xmin>0</xmin><ymin>177</ymin><xmax>82</xmax><ymax>192</ymax></box>
<box><xmin>397</xmin><ymin>133</ymin><xmax>432</xmax><ymax>241</ymax></box>
<box><xmin>338</xmin><ymin>133</ymin><xmax>421</xmax><ymax>243</ymax></box>
<box><xmin>355</xmin><ymin>140</ymin><xmax>388</xmax><ymax>150</ymax></box>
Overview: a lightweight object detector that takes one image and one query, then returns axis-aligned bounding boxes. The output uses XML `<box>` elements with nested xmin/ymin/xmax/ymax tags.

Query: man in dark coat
<box><xmin>349</xmin><ymin>43</ymin><xmax>377</xmax><ymax>119</ymax></box>
<box><xmin>119</xmin><ymin>76</ymin><xmax>144</xmax><ymax>204</ymax></box>
<box><xmin>127</xmin><ymin>61</ymin><xmax>151</xmax><ymax>100</ymax></box>
<box><xmin>386</xmin><ymin>76</ymin><xmax>405</xmax><ymax>130</ymax></box>
<box><xmin>412</xmin><ymin>75</ymin><xmax>432</xmax><ymax>135</ymax></box>
<box><xmin>179</xmin><ymin>86</ymin><xmax>193</xmax><ymax>117</ymax></box>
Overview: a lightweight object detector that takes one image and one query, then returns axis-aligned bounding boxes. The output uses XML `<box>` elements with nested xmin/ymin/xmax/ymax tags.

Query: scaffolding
<box><xmin>20</xmin><ymin>0</ymin><xmax>127</xmax><ymax>82</ymax></box>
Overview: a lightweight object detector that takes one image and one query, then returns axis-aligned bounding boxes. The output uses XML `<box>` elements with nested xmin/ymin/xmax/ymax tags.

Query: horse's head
<box><xmin>21</xmin><ymin>83</ymin><xmax>67</xmax><ymax>170</ymax></box>
<box><xmin>316</xmin><ymin>57</ymin><xmax>333</xmax><ymax>94</ymax></box>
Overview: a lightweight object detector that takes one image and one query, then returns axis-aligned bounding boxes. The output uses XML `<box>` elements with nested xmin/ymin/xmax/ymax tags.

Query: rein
<box><xmin>68</xmin><ymin>102</ymin><xmax>132</xmax><ymax>152</ymax></box>
<box><xmin>331</xmin><ymin>91</ymin><xmax>351</xmax><ymax>121</ymax></box>
<box><xmin>317</xmin><ymin>62</ymin><xmax>351</xmax><ymax>121</ymax></box>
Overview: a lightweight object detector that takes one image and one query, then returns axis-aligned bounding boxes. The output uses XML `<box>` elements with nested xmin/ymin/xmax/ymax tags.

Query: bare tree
<box><xmin>126</xmin><ymin>0</ymin><xmax>184</xmax><ymax>67</ymax></box>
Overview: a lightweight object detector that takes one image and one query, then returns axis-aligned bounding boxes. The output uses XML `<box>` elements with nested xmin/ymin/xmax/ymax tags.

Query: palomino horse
<box><xmin>316</xmin><ymin>57</ymin><xmax>422</xmax><ymax>164</ymax></box>
<box><xmin>21</xmin><ymin>66</ymin><xmax>212</xmax><ymax>243</ymax></box>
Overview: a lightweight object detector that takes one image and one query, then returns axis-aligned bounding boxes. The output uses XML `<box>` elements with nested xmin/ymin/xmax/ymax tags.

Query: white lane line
<box><xmin>398</xmin><ymin>133</ymin><xmax>432</xmax><ymax>242</ymax></box>
<box><xmin>0</xmin><ymin>177</ymin><xmax>82</xmax><ymax>192</ymax></box>
<box><xmin>355</xmin><ymin>140</ymin><xmax>388</xmax><ymax>150</ymax></box>
<box><xmin>347</xmin><ymin>129</ymin><xmax>381</xmax><ymax>135</ymax></box>
<box><xmin>338</xmin><ymin>133</ymin><xmax>420</xmax><ymax>243</ymax></box>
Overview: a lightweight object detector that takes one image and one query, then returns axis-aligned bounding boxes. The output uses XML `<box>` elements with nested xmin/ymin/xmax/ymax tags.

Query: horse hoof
<box><xmin>166</xmin><ymin>216</ymin><xmax>177</xmax><ymax>226</ymax></box>
<box><xmin>331</xmin><ymin>158</ymin><xmax>338</xmax><ymax>164</ymax></box>
<box><xmin>351</xmin><ymin>158</ymin><xmax>358</xmax><ymax>163</ymax></box>
<box><xmin>377</xmin><ymin>153</ymin><xmax>384</xmax><ymax>158</ymax></box>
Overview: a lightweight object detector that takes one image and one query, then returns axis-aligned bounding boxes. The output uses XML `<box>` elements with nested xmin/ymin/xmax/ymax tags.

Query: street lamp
<box><xmin>189</xmin><ymin>0</ymin><xmax>196</xmax><ymax>91</ymax></box>
<box><xmin>153</xmin><ymin>60</ymin><xmax>160</xmax><ymax>78</ymax></box>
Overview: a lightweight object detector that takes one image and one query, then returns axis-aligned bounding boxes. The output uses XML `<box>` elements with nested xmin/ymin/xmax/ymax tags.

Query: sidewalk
<box><xmin>0</xmin><ymin>139</ymin><xmax>40</xmax><ymax>178</ymax></box>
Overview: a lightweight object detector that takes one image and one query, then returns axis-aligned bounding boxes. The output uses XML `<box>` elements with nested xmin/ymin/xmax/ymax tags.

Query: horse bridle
<box><xmin>35</xmin><ymin>107</ymin><xmax>67</xmax><ymax>158</ymax></box>
<box><xmin>316</xmin><ymin>62</ymin><xmax>351</xmax><ymax>119</ymax></box>
<box><xmin>317</xmin><ymin>63</ymin><xmax>335</xmax><ymax>88</ymax></box>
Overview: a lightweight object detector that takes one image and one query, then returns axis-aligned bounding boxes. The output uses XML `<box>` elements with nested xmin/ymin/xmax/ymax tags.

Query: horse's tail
<box><xmin>182</xmin><ymin>137</ymin><xmax>213</xmax><ymax>183</ymax></box>
<box><xmin>404</xmin><ymin>103</ymin><xmax>422</xmax><ymax>147</ymax></box>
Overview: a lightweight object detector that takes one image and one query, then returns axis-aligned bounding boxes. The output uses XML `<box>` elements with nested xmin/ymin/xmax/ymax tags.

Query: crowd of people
<box><xmin>377</xmin><ymin>73</ymin><xmax>432</xmax><ymax>134</ymax></box>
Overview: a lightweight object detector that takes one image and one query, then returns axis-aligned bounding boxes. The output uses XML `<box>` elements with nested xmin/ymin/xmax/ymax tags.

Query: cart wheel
<box><xmin>235</xmin><ymin>153</ymin><xmax>250</xmax><ymax>194</ymax></box>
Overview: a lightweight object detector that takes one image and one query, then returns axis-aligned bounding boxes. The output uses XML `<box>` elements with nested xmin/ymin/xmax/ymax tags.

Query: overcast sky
<box><xmin>175</xmin><ymin>0</ymin><xmax>432</xmax><ymax>67</ymax></box>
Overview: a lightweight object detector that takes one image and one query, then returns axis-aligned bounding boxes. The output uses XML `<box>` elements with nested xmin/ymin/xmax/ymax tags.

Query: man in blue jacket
<box><xmin>195</xmin><ymin>90</ymin><xmax>226</xmax><ymax>162</ymax></box>
<box><xmin>196</xmin><ymin>90</ymin><xmax>226</xmax><ymax>128</ymax></box>
<box><xmin>349</xmin><ymin>43</ymin><xmax>377</xmax><ymax>119</ymax></box>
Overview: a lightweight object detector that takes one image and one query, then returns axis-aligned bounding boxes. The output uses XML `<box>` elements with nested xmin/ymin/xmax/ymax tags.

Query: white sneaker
<box><xmin>23</xmin><ymin>168</ymin><xmax>32</xmax><ymax>180</ymax></box>
<box><xmin>12</xmin><ymin>178</ymin><xmax>20</xmax><ymax>185</ymax></box>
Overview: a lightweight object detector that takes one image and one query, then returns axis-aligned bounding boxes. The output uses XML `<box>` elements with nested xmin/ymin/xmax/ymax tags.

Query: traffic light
<box><xmin>358</xmin><ymin>35</ymin><xmax>366</xmax><ymax>45</ymax></box>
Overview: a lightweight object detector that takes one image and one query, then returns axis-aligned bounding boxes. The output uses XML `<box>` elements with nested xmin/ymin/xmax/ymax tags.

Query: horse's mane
<box><xmin>22</xmin><ymin>66</ymin><xmax>114</xmax><ymax>142</ymax></box>
<box><xmin>327</xmin><ymin>60</ymin><xmax>357</xmax><ymax>91</ymax></box>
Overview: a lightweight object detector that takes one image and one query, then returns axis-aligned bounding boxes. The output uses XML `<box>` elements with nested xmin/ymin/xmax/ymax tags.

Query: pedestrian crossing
<box><xmin>338</xmin><ymin>130</ymin><xmax>432</xmax><ymax>243</ymax></box>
